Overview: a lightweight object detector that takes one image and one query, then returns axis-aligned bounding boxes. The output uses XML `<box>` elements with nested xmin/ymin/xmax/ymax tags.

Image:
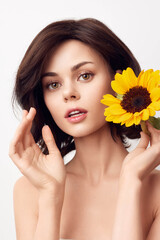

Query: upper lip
<box><xmin>64</xmin><ymin>107</ymin><xmax>88</xmax><ymax>118</ymax></box>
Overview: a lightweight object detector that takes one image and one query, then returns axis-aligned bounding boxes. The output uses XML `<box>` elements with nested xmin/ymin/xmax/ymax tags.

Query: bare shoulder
<box><xmin>13</xmin><ymin>176</ymin><xmax>39</xmax><ymax>238</ymax></box>
<box><xmin>14</xmin><ymin>175</ymin><xmax>36</xmax><ymax>190</ymax></box>
<box><xmin>13</xmin><ymin>175</ymin><xmax>39</xmax><ymax>211</ymax></box>
<box><xmin>14</xmin><ymin>175</ymin><xmax>38</xmax><ymax>190</ymax></box>
<box><xmin>14</xmin><ymin>175</ymin><xmax>38</xmax><ymax>200</ymax></box>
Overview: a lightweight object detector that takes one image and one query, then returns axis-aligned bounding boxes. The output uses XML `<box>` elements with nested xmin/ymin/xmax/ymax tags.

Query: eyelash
<box><xmin>45</xmin><ymin>72</ymin><xmax>94</xmax><ymax>91</ymax></box>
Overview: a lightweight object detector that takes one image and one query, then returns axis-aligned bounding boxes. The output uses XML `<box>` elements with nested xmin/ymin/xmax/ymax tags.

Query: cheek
<box><xmin>89</xmin><ymin>81</ymin><xmax>111</xmax><ymax>116</ymax></box>
<box><xmin>44</xmin><ymin>94</ymin><xmax>60</xmax><ymax>119</ymax></box>
<box><xmin>90</xmin><ymin>81</ymin><xmax>110</xmax><ymax>104</ymax></box>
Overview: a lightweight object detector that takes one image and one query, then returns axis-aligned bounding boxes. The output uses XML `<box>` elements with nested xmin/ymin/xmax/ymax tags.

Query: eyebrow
<box><xmin>41</xmin><ymin>61</ymin><xmax>94</xmax><ymax>78</ymax></box>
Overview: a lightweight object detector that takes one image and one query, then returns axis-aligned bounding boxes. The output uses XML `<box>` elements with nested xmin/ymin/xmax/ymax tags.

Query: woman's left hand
<box><xmin>121</xmin><ymin>121</ymin><xmax>160</xmax><ymax>182</ymax></box>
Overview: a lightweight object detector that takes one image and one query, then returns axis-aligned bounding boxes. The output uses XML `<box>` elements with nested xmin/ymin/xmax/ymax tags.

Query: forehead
<box><xmin>44</xmin><ymin>39</ymin><xmax>107</xmax><ymax>72</ymax></box>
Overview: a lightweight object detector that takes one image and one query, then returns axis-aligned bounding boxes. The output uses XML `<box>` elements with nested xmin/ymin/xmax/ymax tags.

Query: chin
<box><xmin>63</xmin><ymin>129</ymin><xmax>92</xmax><ymax>138</ymax></box>
<box><xmin>61</xmin><ymin>123</ymin><xmax>107</xmax><ymax>138</ymax></box>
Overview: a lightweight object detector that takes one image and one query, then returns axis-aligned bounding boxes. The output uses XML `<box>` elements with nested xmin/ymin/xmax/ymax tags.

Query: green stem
<box><xmin>140</xmin><ymin>120</ymin><xmax>151</xmax><ymax>137</ymax></box>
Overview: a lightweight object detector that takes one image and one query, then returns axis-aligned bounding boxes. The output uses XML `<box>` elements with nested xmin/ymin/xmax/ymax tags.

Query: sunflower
<box><xmin>100</xmin><ymin>68</ymin><xmax>160</xmax><ymax>128</ymax></box>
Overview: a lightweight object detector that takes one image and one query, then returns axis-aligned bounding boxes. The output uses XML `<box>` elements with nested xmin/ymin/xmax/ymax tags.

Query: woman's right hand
<box><xmin>9</xmin><ymin>107</ymin><xmax>66</xmax><ymax>196</ymax></box>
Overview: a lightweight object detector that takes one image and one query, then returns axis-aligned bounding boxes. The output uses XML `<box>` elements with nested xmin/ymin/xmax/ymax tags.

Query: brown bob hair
<box><xmin>13</xmin><ymin>18</ymin><xmax>142</xmax><ymax>157</ymax></box>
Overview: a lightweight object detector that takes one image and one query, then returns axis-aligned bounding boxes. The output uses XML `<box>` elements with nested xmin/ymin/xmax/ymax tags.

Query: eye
<box><xmin>46</xmin><ymin>82</ymin><xmax>60</xmax><ymax>90</ymax></box>
<box><xmin>79</xmin><ymin>72</ymin><xmax>94</xmax><ymax>81</ymax></box>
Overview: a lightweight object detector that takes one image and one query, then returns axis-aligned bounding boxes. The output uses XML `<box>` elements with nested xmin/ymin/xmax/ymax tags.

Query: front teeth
<box><xmin>69</xmin><ymin>110</ymin><xmax>80</xmax><ymax>117</ymax></box>
<box><xmin>70</xmin><ymin>113</ymin><xmax>84</xmax><ymax>117</ymax></box>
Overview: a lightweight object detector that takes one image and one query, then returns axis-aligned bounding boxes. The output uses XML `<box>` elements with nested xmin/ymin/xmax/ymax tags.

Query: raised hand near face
<box><xmin>9</xmin><ymin>107</ymin><xmax>66</xmax><ymax>195</ymax></box>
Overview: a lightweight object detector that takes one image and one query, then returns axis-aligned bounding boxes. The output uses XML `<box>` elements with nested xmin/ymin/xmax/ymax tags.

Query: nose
<box><xmin>62</xmin><ymin>82</ymin><xmax>80</xmax><ymax>102</ymax></box>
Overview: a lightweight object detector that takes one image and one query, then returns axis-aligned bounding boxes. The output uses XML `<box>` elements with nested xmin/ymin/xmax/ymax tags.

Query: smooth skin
<box><xmin>9</xmin><ymin>40</ymin><xmax>160</xmax><ymax>240</ymax></box>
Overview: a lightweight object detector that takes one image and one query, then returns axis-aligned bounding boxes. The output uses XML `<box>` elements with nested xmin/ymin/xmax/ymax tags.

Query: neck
<box><xmin>70</xmin><ymin>124</ymin><xmax>128</xmax><ymax>185</ymax></box>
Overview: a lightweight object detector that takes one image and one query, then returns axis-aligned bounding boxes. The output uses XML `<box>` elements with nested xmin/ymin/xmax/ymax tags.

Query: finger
<box><xmin>15</xmin><ymin>141</ymin><xmax>24</xmax><ymax>158</ymax></box>
<box><xmin>9</xmin><ymin>140</ymin><xmax>21</xmax><ymax>166</ymax></box>
<box><xmin>42</xmin><ymin>125</ymin><xmax>59</xmax><ymax>155</ymax></box>
<box><xmin>22</xmin><ymin>109</ymin><xmax>28</xmax><ymax>120</ymax></box>
<box><xmin>24</xmin><ymin>107</ymin><xmax>36</xmax><ymax>135</ymax></box>
<box><xmin>146</xmin><ymin>121</ymin><xmax>160</xmax><ymax>145</ymax></box>
<box><xmin>26</xmin><ymin>107</ymin><xmax>36</xmax><ymax>121</ymax></box>
<box><xmin>136</xmin><ymin>131</ymin><xmax>150</xmax><ymax>149</ymax></box>
<box><xmin>23</xmin><ymin>131</ymin><xmax>36</xmax><ymax>151</ymax></box>
<box><xmin>9</xmin><ymin>108</ymin><xmax>36</xmax><ymax>157</ymax></box>
<box><xmin>9</xmin><ymin>108</ymin><xmax>37</xmax><ymax>169</ymax></box>
<box><xmin>20</xmin><ymin>110</ymin><xmax>29</xmax><ymax>148</ymax></box>
<box><xmin>136</xmin><ymin>143</ymin><xmax>160</xmax><ymax>179</ymax></box>
<box><xmin>22</xmin><ymin>108</ymin><xmax>37</xmax><ymax>148</ymax></box>
<box><xmin>15</xmin><ymin>108</ymin><xmax>36</xmax><ymax>138</ymax></box>
<box><xmin>146</xmin><ymin>121</ymin><xmax>160</xmax><ymax>134</ymax></box>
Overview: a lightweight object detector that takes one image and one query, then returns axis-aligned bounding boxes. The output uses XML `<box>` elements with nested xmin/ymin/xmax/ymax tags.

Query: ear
<box><xmin>116</xmin><ymin>69</ymin><xmax>122</xmax><ymax>74</ymax></box>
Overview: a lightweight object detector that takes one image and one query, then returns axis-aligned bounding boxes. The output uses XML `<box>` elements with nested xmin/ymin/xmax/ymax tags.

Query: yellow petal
<box><xmin>111</xmin><ymin>68</ymin><xmax>138</xmax><ymax>94</ymax></box>
<box><xmin>123</xmin><ymin>68</ymin><xmax>138</xmax><ymax>88</ymax></box>
<box><xmin>141</xmin><ymin>109</ymin><xmax>149</xmax><ymax>121</ymax></box>
<box><xmin>121</xmin><ymin>121</ymin><xmax>125</xmax><ymax>125</ymax></box>
<box><xmin>114</xmin><ymin>72</ymin><xmax>130</xmax><ymax>92</ymax></box>
<box><xmin>134</xmin><ymin>111</ymin><xmax>142</xmax><ymax>117</ymax></box>
<box><xmin>134</xmin><ymin>115</ymin><xmax>142</xmax><ymax>125</ymax></box>
<box><xmin>111</xmin><ymin>80</ymin><xmax>126</xmax><ymax>94</ymax></box>
<box><xmin>147</xmin><ymin>106</ymin><xmax>156</xmax><ymax>116</ymax></box>
<box><xmin>105</xmin><ymin>115</ymin><xmax>115</xmax><ymax>121</ymax></box>
<box><xmin>118</xmin><ymin>112</ymin><xmax>133</xmax><ymax>122</ymax></box>
<box><xmin>104</xmin><ymin>104</ymin><xmax>126</xmax><ymax>115</ymax></box>
<box><xmin>125</xmin><ymin>116</ymin><xmax>135</xmax><ymax>127</ymax></box>
<box><xmin>111</xmin><ymin>116</ymin><xmax>121</xmax><ymax>123</ymax></box>
<box><xmin>110</xmin><ymin>112</ymin><xmax>132</xmax><ymax>123</ymax></box>
<box><xmin>150</xmin><ymin>88</ymin><xmax>160</xmax><ymax>101</ymax></box>
<box><xmin>149</xmin><ymin>101</ymin><xmax>160</xmax><ymax>111</ymax></box>
<box><xmin>100</xmin><ymin>94</ymin><xmax>121</xmax><ymax>106</ymax></box>
<box><xmin>138</xmin><ymin>69</ymin><xmax>153</xmax><ymax>88</ymax></box>
<box><xmin>147</xmin><ymin>70</ymin><xmax>160</xmax><ymax>92</ymax></box>
<box><xmin>137</xmin><ymin>70</ymin><xmax>144</xmax><ymax>83</ymax></box>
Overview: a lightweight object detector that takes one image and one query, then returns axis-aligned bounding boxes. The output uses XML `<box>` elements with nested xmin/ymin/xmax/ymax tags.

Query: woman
<box><xmin>9</xmin><ymin>18</ymin><xmax>160</xmax><ymax>240</ymax></box>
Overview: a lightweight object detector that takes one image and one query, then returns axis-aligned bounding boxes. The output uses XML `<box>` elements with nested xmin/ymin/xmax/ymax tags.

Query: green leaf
<box><xmin>116</xmin><ymin>93</ymin><xmax>124</xmax><ymax>100</ymax></box>
<box><xmin>148</xmin><ymin>116</ymin><xmax>160</xmax><ymax>130</ymax></box>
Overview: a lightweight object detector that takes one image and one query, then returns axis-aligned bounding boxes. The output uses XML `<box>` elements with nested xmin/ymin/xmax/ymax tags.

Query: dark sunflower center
<box><xmin>120</xmin><ymin>86</ymin><xmax>151</xmax><ymax>113</ymax></box>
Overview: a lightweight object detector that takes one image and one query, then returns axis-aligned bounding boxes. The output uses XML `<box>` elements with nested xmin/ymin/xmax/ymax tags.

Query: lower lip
<box><xmin>66</xmin><ymin>112</ymin><xmax>88</xmax><ymax>123</ymax></box>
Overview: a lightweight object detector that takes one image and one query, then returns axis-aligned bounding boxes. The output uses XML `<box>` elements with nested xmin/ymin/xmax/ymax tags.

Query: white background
<box><xmin>1</xmin><ymin>0</ymin><xmax>160</xmax><ymax>239</ymax></box>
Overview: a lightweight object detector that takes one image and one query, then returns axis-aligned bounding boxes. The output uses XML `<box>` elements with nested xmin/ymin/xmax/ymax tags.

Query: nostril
<box><xmin>65</xmin><ymin>95</ymin><xmax>76</xmax><ymax>101</ymax></box>
<box><xmin>64</xmin><ymin>92</ymin><xmax>80</xmax><ymax>102</ymax></box>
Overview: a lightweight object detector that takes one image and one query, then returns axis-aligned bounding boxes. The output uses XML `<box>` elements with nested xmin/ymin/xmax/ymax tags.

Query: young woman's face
<box><xmin>42</xmin><ymin>39</ymin><xmax>115</xmax><ymax>137</ymax></box>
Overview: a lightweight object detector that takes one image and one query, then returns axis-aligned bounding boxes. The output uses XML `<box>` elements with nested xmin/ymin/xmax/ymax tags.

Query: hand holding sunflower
<box><xmin>101</xmin><ymin>68</ymin><xmax>160</xmax><ymax>181</ymax></box>
<box><xmin>100</xmin><ymin>67</ymin><xmax>160</xmax><ymax>135</ymax></box>
<box><xmin>119</xmin><ymin>121</ymin><xmax>160</xmax><ymax>181</ymax></box>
